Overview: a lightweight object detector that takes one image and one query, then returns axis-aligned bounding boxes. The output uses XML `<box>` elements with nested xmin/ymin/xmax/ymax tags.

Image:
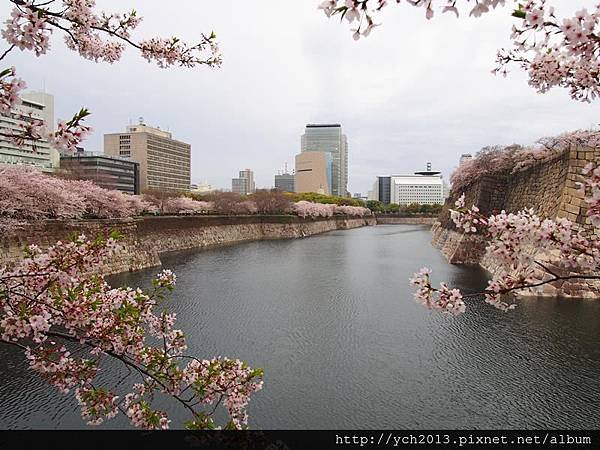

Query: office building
<box><xmin>60</xmin><ymin>150</ymin><xmax>140</xmax><ymax>194</ymax></box>
<box><xmin>274</xmin><ymin>172</ymin><xmax>295</xmax><ymax>192</ymax></box>
<box><xmin>371</xmin><ymin>176</ymin><xmax>392</xmax><ymax>204</ymax></box>
<box><xmin>104</xmin><ymin>121</ymin><xmax>191</xmax><ymax>192</ymax></box>
<box><xmin>301</xmin><ymin>124</ymin><xmax>348</xmax><ymax>197</ymax></box>
<box><xmin>391</xmin><ymin>174</ymin><xmax>444</xmax><ymax>205</ymax></box>
<box><xmin>295</xmin><ymin>151</ymin><xmax>332</xmax><ymax>195</ymax></box>
<box><xmin>0</xmin><ymin>91</ymin><xmax>59</xmax><ymax>171</ymax></box>
<box><xmin>232</xmin><ymin>168</ymin><xmax>255</xmax><ymax>195</ymax></box>
<box><xmin>370</xmin><ymin>163</ymin><xmax>445</xmax><ymax>205</ymax></box>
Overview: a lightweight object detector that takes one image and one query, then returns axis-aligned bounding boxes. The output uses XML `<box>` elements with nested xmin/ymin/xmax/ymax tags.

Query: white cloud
<box><xmin>2</xmin><ymin>0</ymin><xmax>597</xmax><ymax>193</ymax></box>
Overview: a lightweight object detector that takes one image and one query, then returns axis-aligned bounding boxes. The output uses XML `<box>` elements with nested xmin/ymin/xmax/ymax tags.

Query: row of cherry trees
<box><xmin>1</xmin><ymin>233</ymin><xmax>263</xmax><ymax>429</ymax></box>
<box><xmin>450</xmin><ymin>130</ymin><xmax>600</xmax><ymax>192</ymax></box>
<box><xmin>0</xmin><ymin>165</ymin><xmax>372</xmax><ymax>235</ymax></box>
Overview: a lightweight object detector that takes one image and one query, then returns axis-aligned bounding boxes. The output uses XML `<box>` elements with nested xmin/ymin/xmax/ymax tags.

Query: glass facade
<box><xmin>60</xmin><ymin>153</ymin><xmax>140</xmax><ymax>194</ymax></box>
<box><xmin>301</xmin><ymin>124</ymin><xmax>348</xmax><ymax>197</ymax></box>
<box><xmin>274</xmin><ymin>173</ymin><xmax>295</xmax><ymax>192</ymax></box>
<box><xmin>377</xmin><ymin>176</ymin><xmax>391</xmax><ymax>204</ymax></box>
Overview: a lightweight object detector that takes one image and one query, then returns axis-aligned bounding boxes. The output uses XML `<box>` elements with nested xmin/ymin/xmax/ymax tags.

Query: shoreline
<box><xmin>1</xmin><ymin>215</ymin><xmax>377</xmax><ymax>275</ymax></box>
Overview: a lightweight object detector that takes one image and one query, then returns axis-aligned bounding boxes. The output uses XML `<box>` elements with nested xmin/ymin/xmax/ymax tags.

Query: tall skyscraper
<box><xmin>104</xmin><ymin>121</ymin><xmax>191</xmax><ymax>192</ymax></box>
<box><xmin>0</xmin><ymin>91</ymin><xmax>59</xmax><ymax>171</ymax></box>
<box><xmin>301</xmin><ymin>124</ymin><xmax>348</xmax><ymax>197</ymax></box>
<box><xmin>232</xmin><ymin>168</ymin><xmax>255</xmax><ymax>195</ymax></box>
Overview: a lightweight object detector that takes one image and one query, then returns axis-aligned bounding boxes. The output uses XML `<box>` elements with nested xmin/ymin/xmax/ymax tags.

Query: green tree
<box><xmin>366</xmin><ymin>200</ymin><xmax>385</xmax><ymax>212</ymax></box>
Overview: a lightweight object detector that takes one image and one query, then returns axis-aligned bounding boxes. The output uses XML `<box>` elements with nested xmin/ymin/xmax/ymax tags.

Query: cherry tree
<box><xmin>0</xmin><ymin>1</ymin><xmax>265</xmax><ymax>430</ymax></box>
<box><xmin>318</xmin><ymin>0</ymin><xmax>600</xmax><ymax>102</ymax></box>
<box><xmin>0</xmin><ymin>0</ymin><xmax>221</xmax><ymax>151</ymax></box>
<box><xmin>0</xmin><ymin>233</ymin><xmax>263</xmax><ymax>429</ymax></box>
<box><xmin>316</xmin><ymin>0</ymin><xmax>600</xmax><ymax>312</ymax></box>
<box><xmin>411</xmin><ymin>130</ymin><xmax>600</xmax><ymax>315</ymax></box>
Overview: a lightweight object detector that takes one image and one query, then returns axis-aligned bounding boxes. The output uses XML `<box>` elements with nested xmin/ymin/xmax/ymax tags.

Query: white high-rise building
<box><xmin>0</xmin><ymin>91</ymin><xmax>59</xmax><ymax>171</ymax></box>
<box><xmin>370</xmin><ymin>163</ymin><xmax>446</xmax><ymax>205</ymax></box>
<box><xmin>391</xmin><ymin>175</ymin><xmax>444</xmax><ymax>205</ymax></box>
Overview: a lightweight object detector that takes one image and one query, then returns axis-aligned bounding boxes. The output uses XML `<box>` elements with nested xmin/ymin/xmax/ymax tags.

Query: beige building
<box><xmin>104</xmin><ymin>122</ymin><xmax>191</xmax><ymax>192</ymax></box>
<box><xmin>294</xmin><ymin>151</ymin><xmax>332</xmax><ymax>195</ymax></box>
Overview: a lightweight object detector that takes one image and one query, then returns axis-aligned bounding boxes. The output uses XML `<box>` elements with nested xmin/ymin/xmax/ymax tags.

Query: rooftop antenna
<box><xmin>284</xmin><ymin>162</ymin><xmax>288</xmax><ymax>174</ymax></box>
<box><xmin>139</xmin><ymin>116</ymin><xmax>144</xmax><ymax>125</ymax></box>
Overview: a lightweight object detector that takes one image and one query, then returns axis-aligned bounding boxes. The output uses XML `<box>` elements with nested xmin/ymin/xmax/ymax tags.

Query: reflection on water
<box><xmin>1</xmin><ymin>225</ymin><xmax>599</xmax><ymax>429</ymax></box>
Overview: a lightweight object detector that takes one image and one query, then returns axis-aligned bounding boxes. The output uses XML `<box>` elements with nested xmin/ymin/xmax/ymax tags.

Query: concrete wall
<box><xmin>1</xmin><ymin>215</ymin><xmax>376</xmax><ymax>275</ymax></box>
<box><xmin>432</xmin><ymin>144</ymin><xmax>600</xmax><ymax>297</ymax></box>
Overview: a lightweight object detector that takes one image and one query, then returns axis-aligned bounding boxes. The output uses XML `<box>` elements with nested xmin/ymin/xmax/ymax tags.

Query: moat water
<box><xmin>1</xmin><ymin>225</ymin><xmax>599</xmax><ymax>429</ymax></box>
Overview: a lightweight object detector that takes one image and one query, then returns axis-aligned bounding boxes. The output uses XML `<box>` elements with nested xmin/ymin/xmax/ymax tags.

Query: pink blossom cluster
<box><xmin>0</xmin><ymin>67</ymin><xmax>25</xmax><ymax>114</ymax></box>
<box><xmin>0</xmin><ymin>234</ymin><xmax>263</xmax><ymax>429</ymax></box>
<box><xmin>75</xmin><ymin>387</ymin><xmax>119</xmax><ymax>426</ymax></box>
<box><xmin>450</xmin><ymin>130</ymin><xmax>600</xmax><ymax>192</ymax></box>
<box><xmin>318</xmin><ymin>0</ymin><xmax>506</xmax><ymax>40</ymax></box>
<box><xmin>139</xmin><ymin>35</ymin><xmax>221</xmax><ymax>69</ymax></box>
<box><xmin>496</xmin><ymin>1</ymin><xmax>600</xmax><ymax>102</ymax></box>
<box><xmin>294</xmin><ymin>201</ymin><xmax>370</xmax><ymax>218</ymax></box>
<box><xmin>294</xmin><ymin>201</ymin><xmax>335</xmax><ymax>218</ymax></box>
<box><xmin>158</xmin><ymin>197</ymin><xmax>215</xmax><ymax>215</ymax></box>
<box><xmin>0</xmin><ymin>165</ymin><xmax>149</xmax><ymax>235</ymax></box>
<box><xmin>2</xmin><ymin>3</ymin><xmax>51</xmax><ymax>56</ymax></box>
<box><xmin>1</xmin><ymin>1</ymin><xmax>220</xmax><ymax>68</ymax></box>
<box><xmin>414</xmin><ymin>161</ymin><xmax>600</xmax><ymax>314</ymax></box>
<box><xmin>409</xmin><ymin>267</ymin><xmax>466</xmax><ymax>315</ymax></box>
<box><xmin>232</xmin><ymin>200</ymin><xmax>259</xmax><ymax>215</ymax></box>
<box><xmin>0</xmin><ymin>103</ymin><xmax>92</xmax><ymax>153</ymax></box>
<box><xmin>7</xmin><ymin>116</ymin><xmax>46</xmax><ymax>148</ymax></box>
<box><xmin>182</xmin><ymin>358</ymin><xmax>264</xmax><ymax>429</ymax></box>
<box><xmin>50</xmin><ymin>117</ymin><xmax>92</xmax><ymax>153</ymax></box>
<box><xmin>334</xmin><ymin>204</ymin><xmax>372</xmax><ymax>217</ymax></box>
<box><xmin>319</xmin><ymin>1</ymin><xmax>599</xmax><ymax>102</ymax></box>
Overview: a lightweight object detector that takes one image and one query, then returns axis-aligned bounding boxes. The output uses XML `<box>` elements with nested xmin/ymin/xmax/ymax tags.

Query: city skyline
<box><xmin>3</xmin><ymin>1</ymin><xmax>597</xmax><ymax>194</ymax></box>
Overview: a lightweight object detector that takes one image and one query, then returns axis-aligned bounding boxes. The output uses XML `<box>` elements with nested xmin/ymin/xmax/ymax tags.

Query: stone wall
<box><xmin>1</xmin><ymin>215</ymin><xmax>376</xmax><ymax>275</ymax></box>
<box><xmin>432</xmin><ymin>144</ymin><xmax>600</xmax><ymax>297</ymax></box>
<box><xmin>376</xmin><ymin>216</ymin><xmax>437</xmax><ymax>225</ymax></box>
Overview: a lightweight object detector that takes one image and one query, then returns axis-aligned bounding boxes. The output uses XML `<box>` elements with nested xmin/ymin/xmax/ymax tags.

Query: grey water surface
<box><xmin>1</xmin><ymin>225</ymin><xmax>599</xmax><ymax>429</ymax></box>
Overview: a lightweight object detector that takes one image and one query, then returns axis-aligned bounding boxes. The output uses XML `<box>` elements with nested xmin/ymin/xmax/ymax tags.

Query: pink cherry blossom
<box><xmin>1</xmin><ymin>234</ymin><xmax>263</xmax><ymax>429</ymax></box>
<box><xmin>318</xmin><ymin>0</ymin><xmax>600</xmax><ymax>102</ymax></box>
<box><xmin>413</xmin><ymin>131</ymin><xmax>600</xmax><ymax>315</ymax></box>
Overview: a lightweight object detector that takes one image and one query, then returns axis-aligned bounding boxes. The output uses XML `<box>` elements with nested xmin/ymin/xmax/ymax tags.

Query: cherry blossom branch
<box><xmin>3</xmin><ymin>0</ymin><xmax>221</xmax><ymax>67</ymax></box>
<box><xmin>319</xmin><ymin>1</ymin><xmax>600</xmax><ymax>102</ymax></box>
<box><xmin>0</xmin><ymin>234</ymin><xmax>263</xmax><ymax>429</ymax></box>
<box><xmin>411</xmin><ymin>155</ymin><xmax>600</xmax><ymax>315</ymax></box>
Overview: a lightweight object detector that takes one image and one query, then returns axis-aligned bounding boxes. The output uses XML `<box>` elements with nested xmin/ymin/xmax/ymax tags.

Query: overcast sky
<box><xmin>2</xmin><ymin>1</ymin><xmax>598</xmax><ymax>194</ymax></box>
